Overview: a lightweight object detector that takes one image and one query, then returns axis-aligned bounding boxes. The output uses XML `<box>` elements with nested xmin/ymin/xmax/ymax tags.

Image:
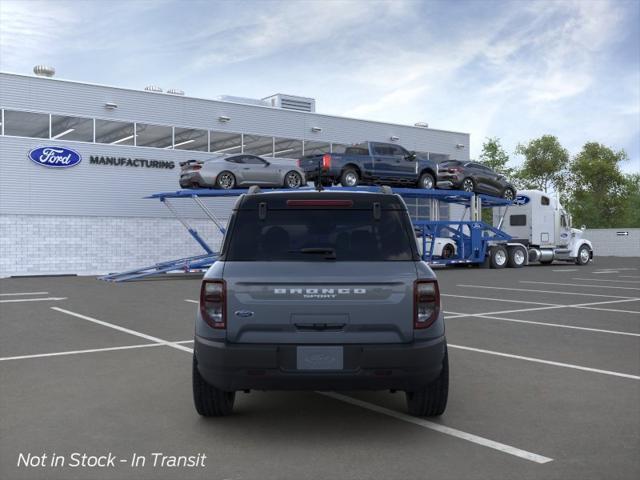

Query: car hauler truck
<box><xmin>493</xmin><ymin>190</ymin><xmax>593</xmax><ymax>266</ymax></box>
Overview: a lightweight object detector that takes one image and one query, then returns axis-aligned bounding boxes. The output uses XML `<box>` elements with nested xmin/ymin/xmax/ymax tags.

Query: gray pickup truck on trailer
<box><xmin>193</xmin><ymin>187</ymin><xmax>448</xmax><ymax>417</ymax></box>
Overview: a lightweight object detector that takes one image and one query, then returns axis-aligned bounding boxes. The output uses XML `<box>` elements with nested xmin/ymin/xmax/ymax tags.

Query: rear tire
<box><xmin>406</xmin><ymin>348</ymin><xmax>449</xmax><ymax>417</ymax></box>
<box><xmin>490</xmin><ymin>245</ymin><xmax>508</xmax><ymax>269</ymax></box>
<box><xmin>340</xmin><ymin>168</ymin><xmax>359</xmax><ymax>187</ymax></box>
<box><xmin>418</xmin><ymin>172</ymin><xmax>435</xmax><ymax>190</ymax></box>
<box><xmin>441</xmin><ymin>243</ymin><xmax>455</xmax><ymax>259</ymax></box>
<box><xmin>507</xmin><ymin>246</ymin><xmax>526</xmax><ymax>268</ymax></box>
<box><xmin>192</xmin><ymin>355</ymin><xmax>235</xmax><ymax>417</ymax></box>
<box><xmin>216</xmin><ymin>171</ymin><xmax>236</xmax><ymax>190</ymax></box>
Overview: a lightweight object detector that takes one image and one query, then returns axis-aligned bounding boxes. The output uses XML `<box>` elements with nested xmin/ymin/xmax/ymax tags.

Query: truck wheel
<box><xmin>340</xmin><ymin>168</ymin><xmax>359</xmax><ymax>187</ymax></box>
<box><xmin>216</xmin><ymin>171</ymin><xmax>236</xmax><ymax>190</ymax></box>
<box><xmin>284</xmin><ymin>171</ymin><xmax>303</xmax><ymax>189</ymax></box>
<box><xmin>192</xmin><ymin>355</ymin><xmax>235</xmax><ymax>416</ymax></box>
<box><xmin>418</xmin><ymin>172</ymin><xmax>435</xmax><ymax>190</ymax></box>
<box><xmin>490</xmin><ymin>245</ymin><xmax>508</xmax><ymax>269</ymax></box>
<box><xmin>406</xmin><ymin>347</ymin><xmax>449</xmax><ymax>417</ymax></box>
<box><xmin>576</xmin><ymin>245</ymin><xmax>591</xmax><ymax>265</ymax></box>
<box><xmin>507</xmin><ymin>246</ymin><xmax>526</xmax><ymax>268</ymax></box>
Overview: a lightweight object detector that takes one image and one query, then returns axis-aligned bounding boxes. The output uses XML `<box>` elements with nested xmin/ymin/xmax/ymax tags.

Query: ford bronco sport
<box><xmin>193</xmin><ymin>187</ymin><xmax>448</xmax><ymax>417</ymax></box>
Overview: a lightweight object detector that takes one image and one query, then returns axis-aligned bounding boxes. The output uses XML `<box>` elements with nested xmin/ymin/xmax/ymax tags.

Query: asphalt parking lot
<box><xmin>1</xmin><ymin>257</ymin><xmax>639</xmax><ymax>480</ymax></box>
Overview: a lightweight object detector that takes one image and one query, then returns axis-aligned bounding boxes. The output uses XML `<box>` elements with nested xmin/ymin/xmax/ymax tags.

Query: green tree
<box><xmin>479</xmin><ymin>137</ymin><xmax>514</xmax><ymax>177</ymax></box>
<box><xmin>515</xmin><ymin>135</ymin><xmax>569</xmax><ymax>193</ymax></box>
<box><xmin>566</xmin><ymin>142</ymin><xmax>629</xmax><ymax>228</ymax></box>
<box><xmin>619</xmin><ymin>174</ymin><xmax>640</xmax><ymax>227</ymax></box>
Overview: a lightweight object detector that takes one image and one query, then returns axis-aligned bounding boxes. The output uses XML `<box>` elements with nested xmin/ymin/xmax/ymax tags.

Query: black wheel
<box><xmin>192</xmin><ymin>355</ymin><xmax>235</xmax><ymax>416</ymax></box>
<box><xmin>489</xmin><ymin>245</ymin><xmax>508</xmax><ymax>269</ymax></box>
<box><xmin>576</xmin><ymin>245</ymin><xmax>591</xmax><ymax>265</ymax></box>
<box><xmin>461</xmin><ymin>177</ymin><xmax>475</xmax><ymax>192</ymax></box>
<box><xmin>442</xmin><ymin>243</ymin><xmax>455</xmax><ymax>259</ymax></box>
<box><xmin>284</xmin><ymin>171</ymin><xmax>303</xmax><ymax>189</ymax></box>
<box><xmin>340</xmin><ymin>168</ymin><xmax>359</xmax><ymax>187</ymax></box>
<box><xmin>406</xmin><ymin>347</ymin><xmax>449</xmax><ymax>417</ymax></box>
<box><xmin>502</xmin><ymin>188</ymin><xmax>515</xmax><ymax>201</ymax></box>
<box><xmin>418</xmin><ymin>172</ymin><xmax>435</xmax><ymax>190</ymax></box>
<box><xmin>216</xmin><ymin>171</ymin><xmax>236</xmax><ymax>190</ymax></box>
<box><xmin>507</xmin><ymin>246</ymin><xmax>526</xmax><ymax>268</ymax></box>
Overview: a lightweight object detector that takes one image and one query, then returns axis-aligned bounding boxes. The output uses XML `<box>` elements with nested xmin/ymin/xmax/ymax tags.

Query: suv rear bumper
<box><xmin>194</xmin><ymin>336</ymin><xmax>446</xmax><ymax>391</ymax></box>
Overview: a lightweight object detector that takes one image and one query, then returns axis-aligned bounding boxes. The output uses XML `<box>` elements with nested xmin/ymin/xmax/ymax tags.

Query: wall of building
<box><xmin>585</xmin><ymin>228</ymin><xmax>640</xmax><ymax>257</ymax></box>
<box><xmin>0</xmin><ymin>72</ymin><xmax>471</xmax><ymax>277</ymax></box>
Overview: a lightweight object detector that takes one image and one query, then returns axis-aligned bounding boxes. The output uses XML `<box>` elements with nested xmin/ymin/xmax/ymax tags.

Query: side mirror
<box><xmin>264</xmin><ymin>161</ymin><xmax>270</xmax><ymax>166</ymax></box>
<box><xmin>406</xmin><ymin>151</ymin><xmax>417</xmax><ymax>161</ymax></box>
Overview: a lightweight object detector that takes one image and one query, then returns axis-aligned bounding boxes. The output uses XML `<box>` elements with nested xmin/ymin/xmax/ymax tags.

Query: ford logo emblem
<box><xmin>514</xmin><ymin>195</ymin><xmax>530</xmax><ymax>205</ymax></box>
<box><xmin>28</xmin><ymin>146</ymin><xmax>82</xmax><ymax>168</ymax></box>
<box><xmin>234</xmin><ymin>310</ymin><xmax>254</xmax><ymax>318</ymax></box>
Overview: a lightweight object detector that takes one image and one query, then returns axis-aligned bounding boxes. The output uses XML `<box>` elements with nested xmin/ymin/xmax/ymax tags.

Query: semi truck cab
<box><xmin>495</xmin><ymin>190</ymin><xmax>593</xmax><ymax>265</ymax></box>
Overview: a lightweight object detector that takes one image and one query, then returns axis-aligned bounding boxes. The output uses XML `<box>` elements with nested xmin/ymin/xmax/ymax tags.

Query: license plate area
<box><xmin>296</xmin><ymin>346</ymin><xmax>343</xmax><ymax>370</ymax></box>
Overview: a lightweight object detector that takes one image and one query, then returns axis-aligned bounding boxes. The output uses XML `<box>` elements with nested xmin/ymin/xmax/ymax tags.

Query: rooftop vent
<box><xmin>144</xmin><ymin>85</ymin><xmax>163</xmax><ymax>93</ymax></box>
<box><xmin>167</xmin><ymin>88</ymin><xmax>185</xmax><ymax>96</ymax></box>
<box><xmin>33</xmin><ymin>65</ymin><xmax>55</xmax><ymax>77</ymax></box>
<box><xmin>414</xmin><ymin>122</ymin><xmax>429</xmax><ymax>128</ymax></box>
<box><xmin>216</xmin><ymin>95</ymin><xmax>270</xmax><ymax>107</ymax></box>
<box><xmin>262</xmin><ymin>94</ymin><xmax>316</xmax><ymax>113</ymax></box>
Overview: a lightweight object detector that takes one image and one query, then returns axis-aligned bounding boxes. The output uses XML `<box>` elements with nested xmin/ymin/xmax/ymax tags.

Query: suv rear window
<box><xmin>225</xmin><ymin>209</ymin><xmax>416</xmax><ymax>261</ymax></box>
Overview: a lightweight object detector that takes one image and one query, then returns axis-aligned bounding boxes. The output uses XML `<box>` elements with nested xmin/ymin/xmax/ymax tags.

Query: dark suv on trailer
<box><xmin>437</xmin><ymin>160</ymin><xmax>516</xmax><ymax>199</ymax></box>
<box><xmin>192</xmin><ymin>187</ymin><xmax>448</xmax><ymax>417</ymax></box>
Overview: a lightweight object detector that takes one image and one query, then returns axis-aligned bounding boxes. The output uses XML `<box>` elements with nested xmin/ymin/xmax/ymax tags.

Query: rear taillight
<box><xmin>200</xmin><ymin>280</ymin><xmax>226</xmax><ymax>329</ymax></box>
<box><xmin>297</xmin><ymin>159</ymin><xmax>301</xmax><ymax>167</ymax></box>
<box><xmin>192</xmin><ymin>165</ymin><xmax>202</xmax><ymax>170</ymax></box>
<box><xmin>448</xmin><ymin>167</ymin><xmax>461</xmax><ymax>173</ymax></box>
<box><xmin>322</xmin><ymin>154</ymin><xmax>331</xmax><ymax>170</ymax></box>
<box><xmin>414</xmin><ymin>280</ymin><xmax>440</xmax><ymax>329</ymax></box>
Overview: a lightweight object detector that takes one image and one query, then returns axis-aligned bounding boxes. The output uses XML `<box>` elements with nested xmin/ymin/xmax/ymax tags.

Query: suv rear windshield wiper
<box><xmin>288</xmin><ymin>247</ymin><xmax>337</xmax><ymax>260</ymax></box>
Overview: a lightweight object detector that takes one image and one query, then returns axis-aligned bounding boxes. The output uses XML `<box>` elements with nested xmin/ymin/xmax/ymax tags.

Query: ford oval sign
<box><xmin>28</xmin><ymin>146</ymin><xmax>82</xmax><ymax>168</ymax></box>
<box><xmin>514</xmin><ymin>195</ymin><xmax>530</xmax><ymax>206</ymax></box>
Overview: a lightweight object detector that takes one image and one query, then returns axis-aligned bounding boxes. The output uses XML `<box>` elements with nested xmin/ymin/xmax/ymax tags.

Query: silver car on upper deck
<box><xmin>179</xmin><ymin>154</ymin><xmax>306</xmax><ymax>189</ymax></box>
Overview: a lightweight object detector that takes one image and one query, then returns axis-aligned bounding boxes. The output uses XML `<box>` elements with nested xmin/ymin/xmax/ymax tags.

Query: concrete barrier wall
<box><xmin>585</xmin><ymin>228</ymin><xmax>640</xmax><ymax>257</ymax></box>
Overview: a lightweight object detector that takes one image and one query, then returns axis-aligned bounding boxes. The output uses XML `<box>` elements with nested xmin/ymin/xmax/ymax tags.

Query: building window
<box><xmin>273</xmin><ymin>137</ymin><xmax>303</xmax><ymax>159</ymax></box>
<box><xmin>51</xmin><ymin>114</ymin><xmax>93</xmax><ymax>142</ymax></box>
<box><xmin>243</xmin><ymin>134</ymin><xmax>274</xmax><ymax>156</ymax></box>
<box><xmin>331</xmin><ymin>143</ymin><xmax>349</xmax><ymax>154</ymax></box>
<box><xmin>95</xmin><ymin>119</ymin><xmax>135</xmax><ymax>145</ymax></box>
<box><xmin>173</xmin><ymin>127</ymin><xmax>208</xmax><ymax>151</ymax></box>
<box><xmin>303</xmin><ymin>140</ymin><xmax>330</xmax><ymax>156</ymax></box>
<box><xmin>135</xmin><ymin>123</ymin><xmax>173</xmax><ymax>148</ymax></box>
<box><xmin>210</xmin><ymin>131</ymin><xmax>242</xmax><ymax>154</ymax></box>
<box><xmin>3</xmin><ymin>110</ymin><xmax>49</xmax><ymax>138</ymax></box>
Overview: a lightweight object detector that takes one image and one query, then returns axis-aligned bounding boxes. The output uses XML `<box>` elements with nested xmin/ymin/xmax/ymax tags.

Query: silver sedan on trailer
<box><xmin>179</xmin><ymin>154</ymin><xmax>306</xmax><ymax>189</ymax></box>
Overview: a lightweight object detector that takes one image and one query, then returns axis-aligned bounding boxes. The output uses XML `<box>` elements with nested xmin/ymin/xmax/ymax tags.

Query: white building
<box><xmin>0</xmin><ymin>70</ymin><xmax>470</xmax><ymax>277</ymax></box>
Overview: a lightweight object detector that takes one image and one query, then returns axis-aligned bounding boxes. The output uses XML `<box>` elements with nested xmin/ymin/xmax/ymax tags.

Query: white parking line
<box><xmin>319</xmin><ymin>392</ymin><xmax>553</xmax><ymax>464</ymax></box>
<box><xmin>51</xmin><ymin>307</ymin><xmax>194</xmax><ymax>353</ymax></box>
<box><xmin>0</xmin><ymin>340</ymin><xmax>194</xmax><ymax>362</ymax></box>
<box><xmin>456</xmin><ymin>284</ymin><xmax>637</xmax><ymax>299</ymax></box>
<box><xmin>445</xmin><ymin>299</ymin><xmax>640</xmax><ymax>318</ymax></box>
<box><xmin>620</xmin><ymin>275</ymin><xmax>640</xmax><ymax>279</ymax></box>
<box><xmin>445</xmin><ymin>311</ymin><xmax>640</xmax><ymax>337</ymax></box>
<box><xmin>572</xmin><ymin>278</ymin><xmax>640</xmax><ymax>284</ymax></box>
<box><xmin>552</xmin><ymin>269</ymin><xmax>578</xmax><ymax>272</ymax></box>
<box><xmin>520</xmin><ymin>281</ymin><xmax>640</xmax><ymax>291</ymax></box>
<box><xmin>593</xmin><ymin>270</ymin><xmax>620</xmax><ymax>274</ymax></box>
<box><xmin>449</xmin><ymin>344</ymin><xmax>640</xmax><ymax>380</ymax></box>
<box><xmin>442</xmin><ymin>294</ymin><xmax>557</xmax><ymax>307</ymax></box>
<box><xmin>0</xmin><ymin>297</ymin><xmax>67</xmax><ymax>303</ymax></box>
<box><xmin>185</xmin><ymin>299</ymin><xmax>198</xmax><ymax>304</ymax></box>
<box><xmin>0</xmin><ymin>291</ymin><xmax>49</xmax><ymax>296</ymax></box>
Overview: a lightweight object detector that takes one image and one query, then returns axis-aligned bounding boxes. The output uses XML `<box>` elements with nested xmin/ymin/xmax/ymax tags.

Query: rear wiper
<box><xmin>289</xmin><ymin>247</ymin><xmax>337</xmax><ymax>260</ymax></box>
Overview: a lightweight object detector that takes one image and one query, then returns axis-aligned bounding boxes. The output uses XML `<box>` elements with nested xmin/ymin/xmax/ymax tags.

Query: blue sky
<box><xmin>1</xmin><ymin>0</ymin><xmax>638</xmax><ymax>172</ymax></box>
